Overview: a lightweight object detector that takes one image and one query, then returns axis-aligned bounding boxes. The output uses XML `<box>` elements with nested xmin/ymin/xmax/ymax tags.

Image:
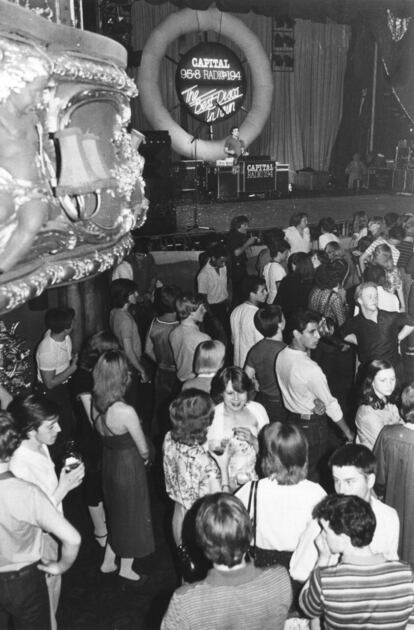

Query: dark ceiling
<box><xmin>137</xmin><ymin>0</ymin><xmax>414</xmax><ymax>22</ymax></box>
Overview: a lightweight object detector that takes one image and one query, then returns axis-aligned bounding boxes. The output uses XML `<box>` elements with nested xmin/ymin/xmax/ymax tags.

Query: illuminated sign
<box><xmin>175</xmin><ymin>42</ymin><xmax>246</xmax><ymax>124</ymax></box>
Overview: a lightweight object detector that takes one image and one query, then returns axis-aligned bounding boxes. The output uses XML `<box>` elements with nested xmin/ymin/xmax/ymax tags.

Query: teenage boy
<box><xmin>244</xmin><ymin>305</ymin><xmax>286</xmax><ymax>421</ymax></box>
<box><xmin>300</xmin><ymin>494</ymin><xmax>414</xmax><ymax>629</ymax></box>
<box><xmin>230</xmin><ymin>275</ymin><xmax>268</xmax><ymax>367</ymax></box>
<box><xmin>161</xmin><ymin>493</ymin><xmax>291</xmax><ymax>630</ymax></box>
<box><xmin>290</xmin><ymin>444</ymin><xmax>400</xmax><ymax>582</ymax></box>
<box><xmin>36</xmin><ymin>307</ymin><xmax>78</xmax><ymax>460</ymax></box>
<box><xmin>0</xmin><ymin>411</ymin><xmax>80</xmax><ymax>629</ymax></box>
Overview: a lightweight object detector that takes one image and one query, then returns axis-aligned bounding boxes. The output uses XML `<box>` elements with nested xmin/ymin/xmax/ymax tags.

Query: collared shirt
<box><xmin>283</xmin><ymin>226</ymin><xmax>311</xmax><ymax>254</ymax></box>
<box><xmin>230</xmin><ymin>302</ymin><xmax>263</xmax><ymax>368</ymax></box>
<box><xmin>197</xmin><ymin>261</ymin><xmax>228</xmax><ymax>304</ymax></box>
<box><xmin>10</xmin><ymin>442</ymin><xmax>61</xmax><ymax>510</ymax></box>
<box><xmin>0</xmin><ymin>473</ymin><xmax>60</xmax><ymax>571</ymax></box>
<box><xmin>340</xmin><ymin>309</ymin><xmax>414</xmax><ymax>365</ymax></box>
<box><xmin>169</xmin><ymin>319</ymin><xmax>211</xmax><ymax>382</ymax></box>
<box><xmin>163</xmin><ymin>432</ymin><xmax>220</xmax><ymax>511</ymax></box>
<box><xmin>275</xmin><ymin>346</ymin><xmax>342</xmax><ymax>422</ymax></box>
<box><xmin>355</xmin><ymin>403</ymin><xmax>402</xmax><ymax>450</ymax></box>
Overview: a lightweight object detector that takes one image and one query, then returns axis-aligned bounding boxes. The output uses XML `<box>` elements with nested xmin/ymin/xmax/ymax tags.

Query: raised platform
<box><xmin>174</xmin><ymin>191</ymin><xmax>413</xmax><ymax>233</ymax></box>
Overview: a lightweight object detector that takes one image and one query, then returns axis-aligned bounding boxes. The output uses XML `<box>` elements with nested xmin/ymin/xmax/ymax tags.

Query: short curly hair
<box><xmin>196</xmin><ymin>493</ymin><xmax>252</xmax><ymax>567</ymax></box>
<box><xmin>0</xmin><ymin>411</ymin><xmax>21</xmax><ymax>462</ymax></box>
<box><xmin>169</xmin><ymin>389</ymin><xmax>215</xmax><ymax>446</ymax></box>
<box><xmin>313</xmin><ymin>494</ymin><xmax>376</xmax><ymax>548</ymax></box>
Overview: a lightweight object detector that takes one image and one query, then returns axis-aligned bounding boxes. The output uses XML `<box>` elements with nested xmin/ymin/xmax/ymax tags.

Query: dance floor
<box><xmin>175</xmin><ymin>190</ymin><xmax>414</xmax><ymax>232</ymax></box>
<box><xmin>58</xmin><ymin>189</ymin><xmax>414</xmax><ymax>630</ymax></box>
<box><xmin>59</xmin><ymin>464</ymin><xmax>176</xmax><ymax>630</ymax></box>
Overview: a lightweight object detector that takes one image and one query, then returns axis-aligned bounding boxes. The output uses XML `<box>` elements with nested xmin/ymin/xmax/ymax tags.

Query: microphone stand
<box><xmin>187</xmin><ymin>121</ymin><xmax>214</xmax><ymax>232</ymax></box>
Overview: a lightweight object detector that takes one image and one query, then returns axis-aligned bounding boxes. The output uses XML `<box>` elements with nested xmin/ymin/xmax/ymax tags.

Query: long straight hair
<box><xmin>92</xmin><ymin>350</ymin><xmax>130</xmax><ymax>414</ymax></box>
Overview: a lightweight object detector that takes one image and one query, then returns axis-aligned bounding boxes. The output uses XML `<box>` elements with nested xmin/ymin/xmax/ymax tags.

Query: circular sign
<box><xmin>138</xmin><ymin>8</ymin><xmax>273</xmax><ymax>161</ymax></box>
<box><xmin>175</xmin><ymin>42</ymin><xmax>246</xmax><ymax>124</ymax></box>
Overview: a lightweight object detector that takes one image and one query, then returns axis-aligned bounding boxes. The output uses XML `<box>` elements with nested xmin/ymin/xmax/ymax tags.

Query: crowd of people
<box><xmin>3</xmin><ymin>209</ymin><xmax>414</xmax><ymax>629</ymax></box>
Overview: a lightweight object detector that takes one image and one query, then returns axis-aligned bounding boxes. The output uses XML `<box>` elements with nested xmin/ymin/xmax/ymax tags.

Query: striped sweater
<box><xmin>161</xmin><ymin>563</ymin><xmax>291</xmax><ymax>630</ymax></box>
<box><xmin>300</xmin><ymin>560</ymin><xmax>414</xmax><ymax>629</ymax></box>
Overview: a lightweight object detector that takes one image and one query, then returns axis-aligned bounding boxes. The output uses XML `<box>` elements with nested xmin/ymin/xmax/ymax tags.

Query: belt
<box><xmin>0</xmin><ymin>562</ymin><xmax>40</xmax><ymax>580</ymax></box>
<box><xmin>288</xmin><ymin>412</ymin><xmax>323</xmax><ymax>421</ymax></box>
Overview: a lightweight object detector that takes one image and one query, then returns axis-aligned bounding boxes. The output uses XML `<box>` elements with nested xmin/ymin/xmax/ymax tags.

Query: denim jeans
<box><xmin>0</xmin><ymin>562</ymin><xmax>51</xmax><ymax>630</ymax></box>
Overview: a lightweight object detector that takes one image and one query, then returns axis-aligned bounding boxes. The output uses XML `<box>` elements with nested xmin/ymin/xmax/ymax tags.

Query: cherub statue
<box><xmin>0</xmin><ymin>40</ymin><xmax>52</xmax><ymax>273</ymax></box>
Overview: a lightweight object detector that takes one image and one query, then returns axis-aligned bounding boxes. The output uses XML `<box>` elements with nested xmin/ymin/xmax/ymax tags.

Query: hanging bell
<box><xmin>55</xmin><ymin>127</ymin><xmax>106</xmax><ymax>195</ymax></box>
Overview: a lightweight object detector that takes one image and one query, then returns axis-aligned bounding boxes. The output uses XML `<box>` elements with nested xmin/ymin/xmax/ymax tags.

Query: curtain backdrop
<box><xmin>131</xmin><ymin>3</ymin><xmax>350</xmax><ymax>173</ymax></box>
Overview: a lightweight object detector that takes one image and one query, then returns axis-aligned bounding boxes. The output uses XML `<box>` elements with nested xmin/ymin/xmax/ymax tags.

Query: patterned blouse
<box><xmin>308</xmin><ymin>287</ymin><xmax>348</xmax><ymax>327</ymax></box>
<box><xmin>163</xmin><ymin>432</ymin><xmax>221</xmax><ymax>510</ymax></box>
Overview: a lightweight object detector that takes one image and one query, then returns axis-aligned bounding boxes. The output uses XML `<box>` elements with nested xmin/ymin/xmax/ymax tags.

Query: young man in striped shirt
<box><xmin>300</xmin><ymin>494</ymin><xmax>414</xmax><ymax>629</ymax></box>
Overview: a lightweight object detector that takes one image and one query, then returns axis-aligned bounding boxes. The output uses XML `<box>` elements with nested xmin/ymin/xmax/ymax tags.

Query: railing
<box><xmin>133</xmin><ymin>220</ymin><xmax>353</xmax><ymax>252</ymax></box>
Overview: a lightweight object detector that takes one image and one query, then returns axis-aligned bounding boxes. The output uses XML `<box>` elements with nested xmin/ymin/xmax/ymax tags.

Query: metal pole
<box><xmin>369</xmin><ymin>41</ymin><xmax>378</xmax><ymax>153</ymax></box>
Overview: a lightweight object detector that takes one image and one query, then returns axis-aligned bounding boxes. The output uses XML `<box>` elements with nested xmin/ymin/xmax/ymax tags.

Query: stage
<box><xmin>174</xmin><ymin>191</ymin><xmax>414</xmax><ymax>233</ymax></box>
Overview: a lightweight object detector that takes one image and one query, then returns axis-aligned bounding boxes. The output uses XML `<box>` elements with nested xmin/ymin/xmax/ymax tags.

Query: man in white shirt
<box><xmin>276</xmin><ymin>309</ymin><xmax>353</xmax><ymax>482</ymax></box>
<box><xmin>290</xmin><ymin>444</ymin><xmax>400</xmax><ymax>583</ymax></box>
<box><xmin>197</xmin><ymin>244</ymin><xmax>229</xmax><ymax>340</ymax></box>
<box><xmin>36</xmin><ymin>307</ymin><xmax>78</xmax><ymax>462</ymax></box>
<box><xmin>0</xmin><ymin>412</ymin><xmax>81</xmax><ymax>630</ymax></box>
<box><xmin>230</xmin><ymin>276</ymin><xmax>268</xmax><ymax>367</ymax></box>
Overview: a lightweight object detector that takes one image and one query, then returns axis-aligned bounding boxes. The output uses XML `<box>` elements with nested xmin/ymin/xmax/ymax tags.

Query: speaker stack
<box><xmin>138</xmin><ymin>130</ymin><xmax>176</xmax><ymax>235</ymax></box>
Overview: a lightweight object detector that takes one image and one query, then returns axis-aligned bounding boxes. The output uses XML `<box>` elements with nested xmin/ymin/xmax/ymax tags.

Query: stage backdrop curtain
<box><xmin>294</xmin><ymin>20</ymin><xmax>351</xmax><ymax>171</ymax></box>
<box><xmin>131</xmin><ymin>4</ymin><xmax>350</xmax><ymax>173</ymax></box>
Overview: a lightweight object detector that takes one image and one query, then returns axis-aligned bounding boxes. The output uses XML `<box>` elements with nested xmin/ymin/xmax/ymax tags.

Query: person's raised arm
<box><xmin>233</xmin><ymin>236</ymin><xmax>257</xmax><ymax>257</ymax></box>
<box><xmin>53</xmin><ymin>464</ymin><xmax>85</xmax><ymax>506</ymax></box>
<box><xmin>398</xmin><ymin>325</ymin><xmax>414</xmax><ymax>344</ymax></box>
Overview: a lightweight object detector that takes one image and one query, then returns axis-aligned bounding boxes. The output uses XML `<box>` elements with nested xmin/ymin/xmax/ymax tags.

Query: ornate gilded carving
<box><xmin>0</xmin><ymin>233</ymin><xmax>133</xmax><ymax>312</ymax></box>
<box><xmin>0</xmin><ymin>1</ymin><xmax>148</xmax><ymax>312</ymax></box>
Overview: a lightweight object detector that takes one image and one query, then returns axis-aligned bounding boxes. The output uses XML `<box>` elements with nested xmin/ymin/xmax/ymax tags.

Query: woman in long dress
<box><xmin>91</xmin><ymin>350</ymin><xmax>154</xmax><ymax>588</ymax></box>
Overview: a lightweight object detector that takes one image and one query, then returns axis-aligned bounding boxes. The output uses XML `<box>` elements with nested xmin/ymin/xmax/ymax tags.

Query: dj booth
<box><xmin>173</xmin><ymin>157</ymin><xmax>289</xmax><ymax>200</ymax></box>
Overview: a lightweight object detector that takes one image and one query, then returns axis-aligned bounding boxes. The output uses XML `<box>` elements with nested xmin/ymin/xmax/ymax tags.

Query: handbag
<box><xmin>247</xmin><ymin>480</ymin><xmax>290</xmax><ymax>568</ymax></box>
<box><xmin>176</xmin><ymin>540</ymin><xmax>210</xmax><ymax>583</ymax></box>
